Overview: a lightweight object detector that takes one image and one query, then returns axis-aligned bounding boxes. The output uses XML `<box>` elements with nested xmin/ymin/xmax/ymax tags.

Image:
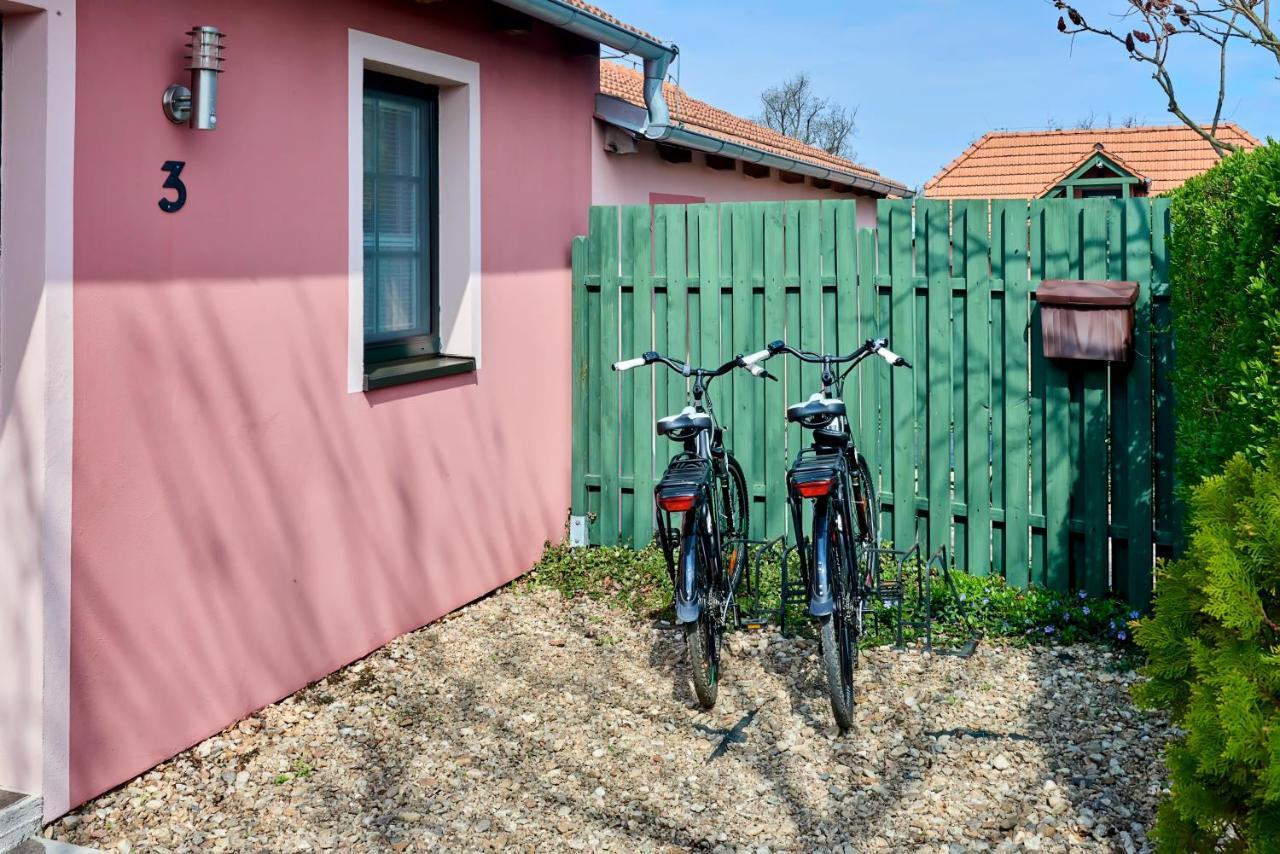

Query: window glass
<box><xmin>362</xmin><ymin>75</ymin><xmax>438</xmax><ymax>356</ymax></box>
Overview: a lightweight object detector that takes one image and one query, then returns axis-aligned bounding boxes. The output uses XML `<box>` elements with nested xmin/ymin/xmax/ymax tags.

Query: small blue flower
<box><xmin>1129</xmin><ymin>610</ymin><xmax>1141</xmax><ymax>620</ymax></box>
<box><xmin>1109</xmin><ymin>620</ymin><xmax>1116</xmax><ymax>630</ymax></box>
<box><xmin>982</xmin><ymin>597</ymin><xmax>990</xmax><ymax>606</ymax></box>
<box><xmin>1118</xmin><ymin>630</ymin><xmax>1128</xmax><ymax>641</ymax></box>
<box><xmin>1082</xmin><ymin>606</ymin><xmax>1091</xmax><ymax>615</ymax></box>
<box><xmin>1044</xmin><ymin>625</ymin><xmax>1056</xmax><ymax>635</ymax></box>
<box><xmin>1078</xmin><ymin>590</ymin><xmax>1088</xmax><ymax>600</ymax></box>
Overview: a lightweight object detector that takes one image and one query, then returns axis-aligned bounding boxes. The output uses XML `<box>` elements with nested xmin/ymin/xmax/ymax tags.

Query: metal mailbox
<box><xmin>1036</xmin><ymin>280</ymin><xmax>1139</xmax><ymax>362</ymax></box>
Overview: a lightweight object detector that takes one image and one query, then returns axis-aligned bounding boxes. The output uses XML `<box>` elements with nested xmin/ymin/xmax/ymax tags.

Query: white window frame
<box><xmin>347</xmin><ymin>30</ymin><xmax>481</xmax><ymax>393</ymax></box>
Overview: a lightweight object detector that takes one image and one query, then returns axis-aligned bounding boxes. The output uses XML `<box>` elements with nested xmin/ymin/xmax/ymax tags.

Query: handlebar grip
<box><xmin>742</xmin><ymin>349</ymin><xmax>772</xmax><ymax>366</ymax></box>
<box><xmin>878</xmin><ymin>348</ymin><xmax>910</xmax><ymax>368</ymax></box>
<box><xmin>612</xmin><ymin>357</ymin><xmax>646</xmax><ymax>372</ymax></box>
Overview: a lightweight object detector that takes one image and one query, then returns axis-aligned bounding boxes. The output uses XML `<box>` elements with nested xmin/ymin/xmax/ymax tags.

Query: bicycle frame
<box><xmin>764</xmin><ymin>338</ymin><xmax>909</xmax><ymax>618</ymax></box>
<box><xmin>614</xmin><ymin>350</ymin><xmax>768</xmax><ymax>624</ymax></box>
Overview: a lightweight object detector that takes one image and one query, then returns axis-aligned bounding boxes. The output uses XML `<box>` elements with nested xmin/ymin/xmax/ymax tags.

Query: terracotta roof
<box><xmin>600</xmin><ymin>61</ymin><xmax>908</xmax><ymax>195</ymax></box>
<box><xmin>556</xmin><ymin>0</ymin><xmax>663</xmax><ymax>43</ymax></box>
<box><xmin>924</xmin><ymin>124</ymin><xmax>1261</xmax><ymax>199</ymax></box>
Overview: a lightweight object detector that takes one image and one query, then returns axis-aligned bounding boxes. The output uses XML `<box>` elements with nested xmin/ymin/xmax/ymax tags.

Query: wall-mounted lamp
<box><xmin>162</xmin><ymin>26</ymin><xmax>225</xmax><ymax>130</ymax></box>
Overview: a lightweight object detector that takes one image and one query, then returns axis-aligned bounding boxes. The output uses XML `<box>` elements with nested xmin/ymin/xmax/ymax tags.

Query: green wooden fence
<box><xmin>570</xmin><ymin>198</ymin><xmax>1177</xmax><ymax>606</ymax></box>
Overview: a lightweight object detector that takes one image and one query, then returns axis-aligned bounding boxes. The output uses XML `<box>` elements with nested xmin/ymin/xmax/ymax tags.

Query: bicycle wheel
<box><xmin>818</xmin><ymin>507</ymin><xmax>857</xmax><ymax>731</ymax></box>
<box><xmin>851</xmin><ymin>453</ymin><xmax>880</xmax><ymax>590</ymax></box>
<box><xmin>717</xmin><ymin>453</ymin><xmax>750</xmax><ymax>572</ymax></box>
<box><xmin>685</xmin><ymin>526</ymin><xmax>719</xmax><ymax>708</ymax></box>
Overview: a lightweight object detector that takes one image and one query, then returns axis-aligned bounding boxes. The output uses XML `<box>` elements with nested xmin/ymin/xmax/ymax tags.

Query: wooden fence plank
<box><xmin>664</xmin><ymin>206</ymin><xmax>689</xmax><ymax>416</ymax></box>
<box><xmin>885</xmin><ymin>199</ymin><xmax>918</xmax><ymax>551</ymax></box>
<box><xmin>857</xmin><ymin>228</ymin><xmax>881</xmax><ymax>494</ymax></box>
<box><xmin>919</xmin><ymin>198</ymin><xmax>952</xmax><ymax>559</ymax></box>
<box><xmin>962</xmin><ymin>199</ymin><xmax>993</xmax><ymax>574</ymax></box>
<box><xmin>1079</xmin><ymin>199</ymin><xmax>1109</xmax><ymax>596</ymax></box>
<box><xmin>731</xmin><ymin>204</ymin><xmax>756</xmax><ymax>508</ymax></box>
<box><xmin>798</xmin><ymin>202</ymin><xmax>824</xmax><ymax>396</ymax></box>
<box><xmin>1122</xmin><ymin>197</ymin><xmax>1155</xmax><ymax>606</ymax></box>
<box><xmin>763</xmin><ymin>202</ymin><xmax>787</xmax><ymax>539</ymax></box>
<box><xmin>597</xmin><ymin>206</ymin><xmax>622</xmax><ymax>546</ymax></box>
<box><xmin>995</xmin><ymin>200</ymin><xmax>1031</xmax><ymax>587</ymax></box>
<box><xmin>1106</xmin><ymin>198</ymin><xmax>1129</xmax><ymax>594</ymax></box>
<box><xmin>1041</xmin><ymin>201</ymin><xmax>1073</xmax><ymax>591</ymax></box>
<box><xmin>1152</xmin><ymin>197</ymin><xmax>1178</xmax><ymax>559</ymax></box>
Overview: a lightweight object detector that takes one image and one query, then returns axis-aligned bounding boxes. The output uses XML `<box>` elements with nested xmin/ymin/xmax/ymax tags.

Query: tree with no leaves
<box><xmin>757</xmin><ymin>73</ymin><xmax>858</xmax><ymax>160</ymax></box>
<box><xmin>1051</xmin><ymin>0</ymin><xmax>1277</xmax><ymax>157</ymax></box>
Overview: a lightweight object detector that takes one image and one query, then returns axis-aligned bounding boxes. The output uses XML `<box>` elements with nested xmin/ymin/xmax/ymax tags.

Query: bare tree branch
<box><xmin>1051</xmin><ymin>0</ymin><xmax>1277</xmax><ymax>157</ymax></box>
<box><xmin>758</xmin><ymin>73</ymin><xmax>858</xmax><ymax>159</ymax></box>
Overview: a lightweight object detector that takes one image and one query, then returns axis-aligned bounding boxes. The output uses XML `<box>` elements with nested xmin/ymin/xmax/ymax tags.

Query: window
<box><xmin>363</xmin><ymin>71</ymin><xmax>439</xmax><ymax>364</ymax></box>
<box><xmin>347</xmin><ymin>32</ymin><xmax>481</xmax><ymax>393</ymax></box>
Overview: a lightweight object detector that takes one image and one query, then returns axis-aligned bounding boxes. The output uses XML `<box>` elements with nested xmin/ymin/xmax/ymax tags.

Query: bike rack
<box><xmin>775</xmin><ymin>541</ymin><xmax>981</xmax><ymax>656</ymax></box>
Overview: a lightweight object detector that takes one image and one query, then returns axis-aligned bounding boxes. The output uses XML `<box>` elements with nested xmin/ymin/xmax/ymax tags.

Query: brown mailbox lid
<box><xmin>1036</xmin><ymin>280</ymin><xmax>1138</xmax><ymax>307</ymax></box>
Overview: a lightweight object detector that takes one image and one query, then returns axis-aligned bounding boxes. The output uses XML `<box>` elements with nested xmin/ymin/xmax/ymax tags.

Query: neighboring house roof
<box><xmin>599</xmin><ymin>62</ymin><xmax>909</xmax><ymax>197</ymax></box>
<box><xmin>924</xmin><ymin>124</ymin><xmax>1260</xmax><ymax>199</ymax></box>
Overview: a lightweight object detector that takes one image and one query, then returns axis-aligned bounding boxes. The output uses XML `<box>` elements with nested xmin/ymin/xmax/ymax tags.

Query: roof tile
<box><xmin>925</xmin><ymin>125</ymin><xmax>1260</xmax><ymax>198</ymax></box>
<box><xmin>601</xmin><ymin>61</ymin><xmax>907</xmax><ymax>194</ymax></box>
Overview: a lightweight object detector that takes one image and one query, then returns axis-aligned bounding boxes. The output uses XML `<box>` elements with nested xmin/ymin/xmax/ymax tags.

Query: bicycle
<box><xmin>745</xmin><ymin>337</ymin><xmax>911</xmax><ymax>730</ymax></box>
<box><xmin>611</xmin><ymin>349</ymin><xmax>775</xmax><ymax>708</ymax></box>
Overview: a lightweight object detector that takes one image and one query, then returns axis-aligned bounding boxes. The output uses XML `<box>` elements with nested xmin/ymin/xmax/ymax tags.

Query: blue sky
<box><xmin>600</xmin><ymin>0</ymin><xmax>1280</xmax><ymax>189</ymax></box>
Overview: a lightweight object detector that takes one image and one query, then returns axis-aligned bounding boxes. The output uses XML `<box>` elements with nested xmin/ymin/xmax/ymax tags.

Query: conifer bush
<box><xmin>1134</xmin><ymin>449</ymin><xmax>1280</xmax><ymax>850</ymax></box>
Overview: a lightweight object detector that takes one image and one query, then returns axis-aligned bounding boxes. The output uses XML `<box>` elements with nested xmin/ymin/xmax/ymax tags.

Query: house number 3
<box><xmin>158</xmin><ymin>161</ymin><xmax>187</xmax><ymax>213</ymax></box>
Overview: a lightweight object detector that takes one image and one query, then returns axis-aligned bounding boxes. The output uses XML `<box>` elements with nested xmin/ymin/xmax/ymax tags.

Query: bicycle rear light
<box><xmin>657</xmin><ymin>493</ymin><xmax>696</xmax><ymax>512</ymax></box>
<box><xmin>793</xmin><ymin>478</ymin><xmax>835</xmax><ymax>498</ymax></box>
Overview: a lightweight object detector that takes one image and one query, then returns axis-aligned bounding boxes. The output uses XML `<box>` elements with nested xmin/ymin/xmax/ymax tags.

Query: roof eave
<box><xmin>490</xmin><ymin>0</ymin><xmax>675</xmax><ymax>59</ymax></box>
<box><xmin>595</xmin><ymin>95</ymin><xmax>911</xmax><ymax>199</ymax></box>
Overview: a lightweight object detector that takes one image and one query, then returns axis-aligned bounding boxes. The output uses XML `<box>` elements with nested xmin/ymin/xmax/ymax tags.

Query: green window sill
<box><xmin>363</xmin><ymin>354</ymin><xmax>476</xmax><ymax>391</ymax></box>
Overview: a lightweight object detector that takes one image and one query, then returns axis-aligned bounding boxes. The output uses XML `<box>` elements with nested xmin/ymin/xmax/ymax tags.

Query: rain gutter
<box><xmin>491</xmin><ymin>0</ymin><xmax>677</xmax><ymax>136</ymax></box>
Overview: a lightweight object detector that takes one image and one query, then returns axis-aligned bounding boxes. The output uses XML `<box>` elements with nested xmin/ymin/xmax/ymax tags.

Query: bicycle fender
<box><xmin>674</xmin><ymin>520</ymin><xmax>702</xmax><ymax>624</ymax></box>
<box><xmin>809</xmin><ymin>499</ymin><xmax>835</xmax><ymax>618</ymax></box>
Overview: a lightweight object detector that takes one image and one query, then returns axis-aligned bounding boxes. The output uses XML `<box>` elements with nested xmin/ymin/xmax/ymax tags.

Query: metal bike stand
<box><xmin>735</xmin><ymin>536</ymin><xmax>787</xmax><ymax>630</ymax></box>
<box><xmin>776</xmin><ymin>541</ymin><xmax>981</xmax><ymax>655</ymax></box>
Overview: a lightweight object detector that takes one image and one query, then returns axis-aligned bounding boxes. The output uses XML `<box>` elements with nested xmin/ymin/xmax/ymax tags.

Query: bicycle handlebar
<box><xmin>767</xmin><ymin>337</ymin><xmax>912</xmax><ymax>369</ymax></box>
<box><xmin>610</xmin><ymin>351</ymin><xmax>776</xmax><ymax>381</ymax></box>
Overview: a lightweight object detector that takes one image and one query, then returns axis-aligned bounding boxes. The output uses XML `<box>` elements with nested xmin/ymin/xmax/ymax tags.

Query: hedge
<box><xmin>1168</xmin><ymin>142</ymin><xmax>1280</xmax><ymax>489</ymax></box>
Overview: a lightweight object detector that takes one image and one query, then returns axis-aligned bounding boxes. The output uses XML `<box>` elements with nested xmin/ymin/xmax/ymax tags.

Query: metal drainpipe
<box><xmin>490</xmin><ymin>0</ymin><xmax>678</xmax><ymax>137</ymax></box>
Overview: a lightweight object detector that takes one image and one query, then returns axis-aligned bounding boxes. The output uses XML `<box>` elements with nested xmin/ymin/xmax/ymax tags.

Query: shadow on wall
<box><xmin>68</xmin><ymin>266</ymin><xmax>573</xmax><ymax>805</ymax></box>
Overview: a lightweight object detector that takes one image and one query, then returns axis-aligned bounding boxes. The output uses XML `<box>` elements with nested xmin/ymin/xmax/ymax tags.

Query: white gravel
<box><xmin>46</xmin><ymin>587</ymin><xmax>1170</xmax><ymax>853</ymax></box>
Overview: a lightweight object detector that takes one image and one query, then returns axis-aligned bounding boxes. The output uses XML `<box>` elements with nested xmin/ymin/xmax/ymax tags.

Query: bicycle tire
<box><xmin>685</xmin><ymin>527</ymin><xmax>719</xmax><ymax>708</ymax></box>
<box><xmin>818</xmin><ymin>505</ymin><xmax>857</xmax><ymax>731</ymax></box>
<box><xmin>851</xmin><ymin>453</ymin><xmax>880</xmax><ymax>590</ymax></box>
<box><xmin>718</xmin><ymin>453</ymin><xmax>750</xmax><ymax>587</ymax></box>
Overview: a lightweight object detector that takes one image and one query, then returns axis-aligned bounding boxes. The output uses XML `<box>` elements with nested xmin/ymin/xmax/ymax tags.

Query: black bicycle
<box><xmin>612</xmin><ymin>349</ymin><xmax>773</xmax><ymax>707</ymax></box>
<box><xmin>747</xmin><ymin>338</ymin><xmax>911</xmax><ymax>729</ymax></box>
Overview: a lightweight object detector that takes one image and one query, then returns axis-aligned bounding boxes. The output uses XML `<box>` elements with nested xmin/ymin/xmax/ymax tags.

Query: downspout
<box><xmin>490</xmin><ymin>0</ymin><xmax>677</xmax><ymax>137</ymax></box>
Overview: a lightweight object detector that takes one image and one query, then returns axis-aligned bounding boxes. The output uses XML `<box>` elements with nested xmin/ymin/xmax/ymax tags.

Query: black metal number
<box><xmin>159</xmin><ymin>160</ymin><xmax>187</xmax><ymax>213</ymax></box>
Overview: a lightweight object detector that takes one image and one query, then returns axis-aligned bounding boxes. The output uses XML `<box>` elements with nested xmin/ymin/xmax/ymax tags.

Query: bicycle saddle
<box><xmin>657</xmin><ymin>406</ymin><xmax>713</xmax><ymax>438</ymax></box>
<box><xmin>786</xmin><ymin>393</ymin><xmax>846</xmax><ymax>427</ymax></box>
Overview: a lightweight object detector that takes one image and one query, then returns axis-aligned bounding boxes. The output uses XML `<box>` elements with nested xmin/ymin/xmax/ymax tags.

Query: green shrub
<box><xmin>1169</xmin><ymin>142</ymin><xmax>1280</xmax><ymax>488</ymax></box>
<box><xmin>526</xmin><ymin>540</ymin><xmax>672</xmax><ymax>614</ymax></box>
<box><xmin>1134</xmin><ymin>449</ymin><xmax>1280</xmax><ymax>850</ymax></box>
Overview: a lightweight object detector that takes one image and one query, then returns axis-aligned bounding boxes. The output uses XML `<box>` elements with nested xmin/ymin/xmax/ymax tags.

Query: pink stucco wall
<box><xmin>70</xmin><ymin>0</ymin><xmax>594</xmax><ymax>807</ymax></box>
<box><xmin>592</xmin><ymin>123</ymin><xmax>881</xmax><ymax>227</ymax></box>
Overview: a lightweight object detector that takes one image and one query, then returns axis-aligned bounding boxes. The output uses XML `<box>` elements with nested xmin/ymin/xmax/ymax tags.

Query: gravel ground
<box><xmin>47</xmin><ymin>587</ymin><xmax>1171</xmax><ymax>853</ymax></box>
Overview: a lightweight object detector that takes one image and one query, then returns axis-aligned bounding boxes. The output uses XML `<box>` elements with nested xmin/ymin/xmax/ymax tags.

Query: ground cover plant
<box><xmin>528</xmin><ymin>537</ymin><xmax>1141</xmax><ymax>656</ymax></box>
